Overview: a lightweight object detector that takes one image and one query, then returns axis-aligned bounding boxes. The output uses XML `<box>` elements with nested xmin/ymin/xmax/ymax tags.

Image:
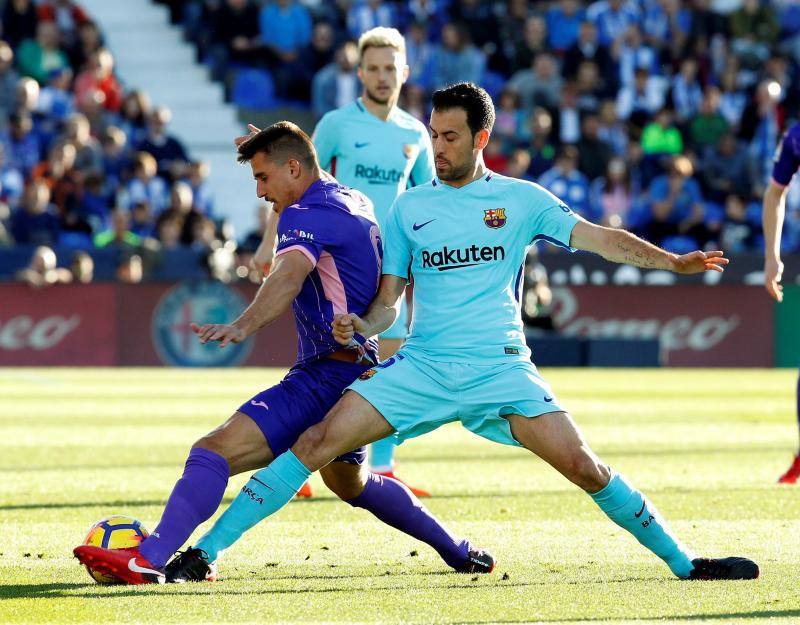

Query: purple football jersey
<box><xmin>771</xmin><ymin>122</ymin><xmax>800</xmax><ymax>186</ymax></box>
<box><xmin>274</xmin><ymin>178</ymin><xmax>381</xmax><ymax>365</ymax></box>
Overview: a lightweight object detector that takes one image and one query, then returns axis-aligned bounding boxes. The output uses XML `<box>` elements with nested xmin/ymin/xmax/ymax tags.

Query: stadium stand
<box><xmin>2</xmin><ymin>0</ymin><xmax>800</xmax><ymax>284</ymax></box>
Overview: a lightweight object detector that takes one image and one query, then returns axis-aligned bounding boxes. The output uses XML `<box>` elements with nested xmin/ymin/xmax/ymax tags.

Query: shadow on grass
<box><xmin>0</xmin><ymin>492</ymin><xmax>533</xmax><ymax>511</ymax></box>
<box><xmin>0</xmin><ymin>572</ymin><xmax>669</xmax><ymax>601</ymax></box>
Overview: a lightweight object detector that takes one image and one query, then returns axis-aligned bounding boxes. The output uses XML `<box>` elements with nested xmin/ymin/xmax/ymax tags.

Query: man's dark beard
<box><xmin>437</xmin><ymin>159</ymin><xmax>473</xmax><ymax>181</ymax></box>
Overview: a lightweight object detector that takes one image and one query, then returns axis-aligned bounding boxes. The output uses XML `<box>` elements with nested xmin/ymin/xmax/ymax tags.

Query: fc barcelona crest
<box><xmin>484</xmin><ymin>208</ymin><xmax>507</xmax><ymax>229</ymax></box>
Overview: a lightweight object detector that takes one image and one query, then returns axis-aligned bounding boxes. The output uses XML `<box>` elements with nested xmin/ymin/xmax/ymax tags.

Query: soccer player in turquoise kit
<box><xmin>258</xmin><ymin>27</ymin><xmax>434</xmax><ymax>496</ymax></box>
<box><xmin>197</xmin><ymin>83</ymin><xmax>759</xmax><ymax>581</ymax></box>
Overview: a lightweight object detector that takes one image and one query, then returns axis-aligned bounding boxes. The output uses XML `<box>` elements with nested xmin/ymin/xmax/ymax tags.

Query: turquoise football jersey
<box><xmin>382</xmin><ymin>172</ymin><xmax>581</xmax><ymax>364</ymax></box>
<box><xmin>312</xmin><ymin>98</ymin><xmax>435</xmax><ymax>228</ymax></box>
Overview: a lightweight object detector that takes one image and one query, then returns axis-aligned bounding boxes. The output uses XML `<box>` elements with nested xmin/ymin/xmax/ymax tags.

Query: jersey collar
<box><xmin>356</xmin><ymin>97</ymin><xmax>399</xmax><ymax>123</ymax></box>
<box><xmin>432</xmin><ymin>170</ymin><xmax>494</xmax><ymax>189</ymax></box>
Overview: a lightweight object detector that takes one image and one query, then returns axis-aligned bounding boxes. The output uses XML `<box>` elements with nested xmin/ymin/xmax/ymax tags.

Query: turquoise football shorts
<box><xmin>378</xmin><ymin>296</ymin><xmax>409</xmax><ymax>340</ymax></box>
<box><xmin>347</xmin><ymin>349</ymin><xmax>565</xmax><ymax>446</ymax></box>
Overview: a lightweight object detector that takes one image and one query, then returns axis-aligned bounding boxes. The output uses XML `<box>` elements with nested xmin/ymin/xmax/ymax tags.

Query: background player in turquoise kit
<box><xmin>257</xmin><ymin>27</ymin><xmax>434</xmax><ymax>493</ymax></box>
<box><xmin>312</xmin><ymin>27</ymin><xmax>434</xmax><ymax>488</ymax></box>
<box><xmin>202</xmin><ymin>83</ymin><xmax>759</xmax><ymax>582</ymax></box>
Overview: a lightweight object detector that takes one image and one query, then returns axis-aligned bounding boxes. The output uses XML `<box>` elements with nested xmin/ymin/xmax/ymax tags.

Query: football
<box><xmin>82</xmin><ymin>516</ymin><xmax>149</xmax><ymax>584</ymax></box>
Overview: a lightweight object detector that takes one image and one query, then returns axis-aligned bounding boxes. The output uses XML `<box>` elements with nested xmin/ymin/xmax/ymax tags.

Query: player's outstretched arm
<box><xmin>762</xmin><ymin>181</ymin><xmax>786</xmax><ymax>302</ymax></box>
<box><xmin>191</xmin><ymin>250</ymin><xmax>313</xmax><ymax>347</ymax></box>
<box><xmin>569</xmin><ymin>220</ymin><xmax>729</xmax><ymax>275</ymax></box>
<box><xmin>332</xmin><ymin>275</ymin><xmax>407</xmax><ymax>345</ymax></box>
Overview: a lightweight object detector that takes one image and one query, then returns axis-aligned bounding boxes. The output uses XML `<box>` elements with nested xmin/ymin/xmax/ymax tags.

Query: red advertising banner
<box><xmin>0</xmin><ymin>282</ymin><xmax>774</xmax><ymax>367</ymax></box>
<box><xmin>0</xmin><ymin>282</ymin><xmax>297</xmax><ymax>367</ymax></box>
<box><xmin>550</xmin><ymin>286</ymin><xmax>773</xmax><ymax>366</ymax></box>
<box><xmin>0</xmin><ymin>284</ymin><xmax>117</xmax><ymax>365</ymax></box>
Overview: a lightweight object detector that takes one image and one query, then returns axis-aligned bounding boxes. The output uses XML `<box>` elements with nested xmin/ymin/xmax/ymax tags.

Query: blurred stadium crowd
<box><xmin>0</xmin><ymin>0</ymin><xmax>235</xmax><ymax>285</ymax></box>
<box><xmin>4</xmin><ymin>0</ymin><xmax>800</xmax><ymax>286</ymax></box>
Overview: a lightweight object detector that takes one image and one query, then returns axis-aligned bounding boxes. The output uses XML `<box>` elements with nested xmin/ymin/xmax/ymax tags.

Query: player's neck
<box><xmin>287</xmin><ymin>169</ymin><xmax>323</xmax><ymax>208</ymax></box>
<box><xmin>361</xmin><ymin>93</ymin><xmax>396</xmax><ymax>121</ymax></box>
<box><xmin>441</xmin><ymin>159</ymin><xmax>488</xmax><ymax>189</ymax></box>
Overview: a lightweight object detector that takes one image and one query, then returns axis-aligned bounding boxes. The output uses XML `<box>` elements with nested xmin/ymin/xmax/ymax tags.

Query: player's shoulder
<box><xmin>385</xmin><ymin>180</ymin><xmax>436</xmax><ymax>224</ymax></box>
<box><xmin>397</xmin><ymin>178</ymin><xmax>438</xmax><ymax>203</ymax></box>
<box><xmin>488</xmin><ymin>172</ymin><xmax>563</xmax><ymax>208</ymax></box>
<box><xmin>317</xmin><ymin>101</ymin><xmax>360</xmax><ymax>128</ymax></box>
<box><xmin>392</xmin><ymin>107</ymin><xmax>428</xmax><ymax>135</ymax></box>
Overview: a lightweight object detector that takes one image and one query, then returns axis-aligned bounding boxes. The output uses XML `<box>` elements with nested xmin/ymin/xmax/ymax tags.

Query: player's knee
<box><xmin>293</xmin><ymin>422</ymin><xmax>330</xmax><ymax>470</ymax></box>
<box><xmin>192</xmin><ymin>433</ymin><xmax>228</xmax><ymax>460</ymax></box>
<box><xmin>321</xmin><ymin>464</ymin><xmax>367</xmax><ymax>501</ymax></box>
<box><xmin>191</xmin><ymin>431</ymin><xmax>242</xmax><ymax>470</ymax></box>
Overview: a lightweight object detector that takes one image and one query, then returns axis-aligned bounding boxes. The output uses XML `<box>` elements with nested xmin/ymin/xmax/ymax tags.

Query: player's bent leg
<box><xmin>140</xmin><ymin>411</ymin><xmax>271</xmax><ymax>563</ymax></box>
<box><xmin>323</xmin><ymin>460</ymin><xmax>488</xmax><ymax>571</ymax></box>
<box><xmin>294</xmin><ymin>390</ymin><xmax>395</xmax><ymax>471</ymax></box>
<box><xmin>193</xmin><ymin>411</ymin><xmax>274</xmax><ymax>475</ymax></box>
<box><xmin>186</xmin><ymin>391</ymin><xmax>392</xmax><ymax>571</ymax></box>
<box><xmin>74</xmin><ymin>412</ymin><xmax>271</xmax><ymax>584</ymax></box>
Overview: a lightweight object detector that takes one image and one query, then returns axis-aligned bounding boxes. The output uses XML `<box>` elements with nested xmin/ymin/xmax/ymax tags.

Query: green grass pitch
<box><xmin>1</xmin><ymin>367</ymin><xmax>799</xmax><ymax>624</ymax></box>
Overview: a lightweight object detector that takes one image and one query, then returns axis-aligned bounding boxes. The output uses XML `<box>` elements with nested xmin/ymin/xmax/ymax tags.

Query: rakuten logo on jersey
<box><xmin>0</xmin><ymin>315</ymin><xmax>81</xmax><ymax>350</ymax></box>
<box><xmin>355</xmin><ymin>164</ymin><xmax>404</xmax><ymax>185</ymax></box>
<box><xmin>421</xmin><ymin>245</ymin><xmax>505</xmax><ymax>271</ymax></box>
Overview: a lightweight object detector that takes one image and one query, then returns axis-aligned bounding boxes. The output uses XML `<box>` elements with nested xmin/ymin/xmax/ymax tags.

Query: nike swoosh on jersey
<box><xmin>413</xmin><ymin>219</ymin><xmax>436</xmax><ymax>231</ymax></box>
<box><xmin>355</xmin><ymin>142</ymin><xmax>369</xmax><ymax>148</ymax></box>
<box><xmin>128</xmin><ymin>558</ymin><xmax>165</xmax><ymax>580</ymax></box>
<box><xmin>544</xmin><ymin>396</ymin><xmax>554</xmax><ymax>402</ymax></box>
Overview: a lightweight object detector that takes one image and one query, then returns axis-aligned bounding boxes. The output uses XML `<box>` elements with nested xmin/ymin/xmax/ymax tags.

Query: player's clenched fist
<box><xmin>190</xmin><ymin>322</ymin><xmax>246</xmax><ymax>347</ymax></box>
<box><xmin>332</xmin><ymin>313</ymin><xmax>365</xmax><ymax>345</ymax></box>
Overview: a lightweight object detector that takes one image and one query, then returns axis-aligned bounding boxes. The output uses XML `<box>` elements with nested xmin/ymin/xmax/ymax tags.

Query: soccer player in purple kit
<box><xmin>763</xmin><ymin>121</ymin><xmax>800</xmax><ymax>484</ymax></box>
<box><xmin>73</xmin><ymin>122</ymin><xmax>492</xmax><ymax>584</ymax></box>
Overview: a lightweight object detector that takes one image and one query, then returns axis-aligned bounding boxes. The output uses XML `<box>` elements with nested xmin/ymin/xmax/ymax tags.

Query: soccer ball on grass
<box><xmin>82</xmin><ymin>515</ymin><xmax>149</xmax><ymax>583</ymax></box>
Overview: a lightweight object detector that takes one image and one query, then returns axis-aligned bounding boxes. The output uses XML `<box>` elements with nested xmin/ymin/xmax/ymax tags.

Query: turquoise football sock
<box><xmin>590</xmin><ymin>472</ymin><xmax>697</xmax><ymax>578</ymax></box>
<box><xmin>195</xmin><ymin>451</ymin><xmax>311</xmax><ymax>562</ymax></box>
<box><xmin>370</xmin><ymin>435</ymin><xmax>396</xmax><ymax>473</ymax></box>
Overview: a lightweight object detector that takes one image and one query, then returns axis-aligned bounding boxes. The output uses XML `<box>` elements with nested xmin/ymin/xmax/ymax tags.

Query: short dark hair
<box><xmin>431</xmin><ymin>82</ymin><xmax>495</xmax><ymax>136</ymax></box>
<box><xmin>237</xmin><ymin>121</ymin><xmax>318</xmax><ymax>170</ymax></box>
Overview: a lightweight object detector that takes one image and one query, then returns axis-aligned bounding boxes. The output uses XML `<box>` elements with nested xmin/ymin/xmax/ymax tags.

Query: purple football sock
<box><xmin>139</xmin><ymin>447</ymin><xmax>229</xmax><ymax>568</ymax></box>
<box><xmin>347</xmin><ymin>472</ymin><xmax>470</xmax><ymax>568</ymax></box>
